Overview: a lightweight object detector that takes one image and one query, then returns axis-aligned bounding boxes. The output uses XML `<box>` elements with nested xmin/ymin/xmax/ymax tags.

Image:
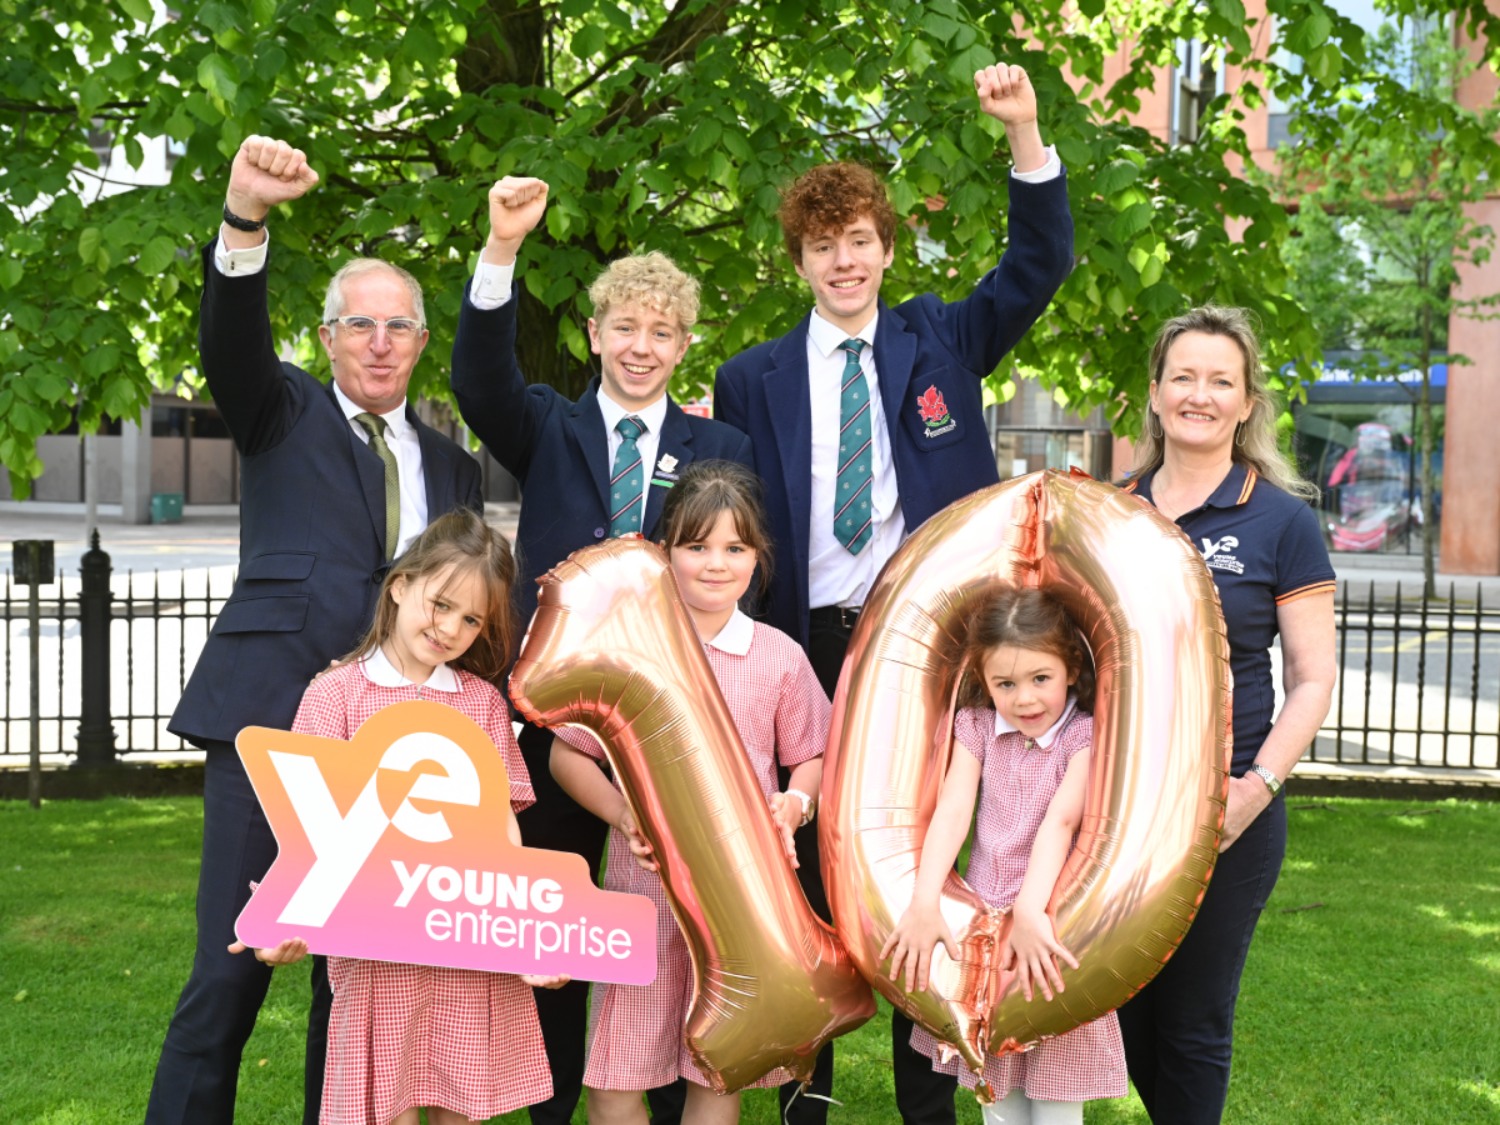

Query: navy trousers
<box><xmin>146</xmin><ymin>744</ymin><xmax>330</xmax><ymax>1125</ymax></box>
<box><xmin>1118</xmin><ymin>792</ymin><xmax>1288</xmax><ymax>1124</ymax></box>
<box><xmin>775</xmin><ymin>615</ymin><xmax>958</xmax><ymax>1125</ymax></box>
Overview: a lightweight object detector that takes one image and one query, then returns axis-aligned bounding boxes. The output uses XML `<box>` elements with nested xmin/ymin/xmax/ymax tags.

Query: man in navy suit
<box><xmin>146</xmin><ymin>138</ymin><xmax>483</xmax><ymax>1125</ymax></box>
<box><xmin>451</xmin><ymin>176</ymin><xmax>752</xmax><ymax>1125</ymax></box>
<box><xmin>714</xmin><ymin>64</ymin><xmax>1074</xmax><ymax>1125</ymax></box>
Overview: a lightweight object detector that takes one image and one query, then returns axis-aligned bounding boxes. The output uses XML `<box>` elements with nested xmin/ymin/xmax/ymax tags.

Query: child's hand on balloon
<box><xmin>1002</xmin><ymin>907</ymin><xmax>1077</xmax><ymax>1002</ymax></box>
<box><xmin>880</xmin><ymin>901</ymin><xmax>958</xmax><ymax>993</ymax></box>
<box><xmin>617</xmin><ymin>808</ymin><xmax>658</xmax><ymax>873</ymax></box>
<box><xmin>767</xmin><ymin>792</ymin><xmax>801</xmax><ymax>868</ymax></box>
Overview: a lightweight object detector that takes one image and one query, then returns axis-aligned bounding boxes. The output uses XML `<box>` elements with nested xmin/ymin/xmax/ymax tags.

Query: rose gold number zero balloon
<box><xmin>820</xmin><ymin>470</ymin><xmax>1231</xmax><ymax>1071</ymax></box>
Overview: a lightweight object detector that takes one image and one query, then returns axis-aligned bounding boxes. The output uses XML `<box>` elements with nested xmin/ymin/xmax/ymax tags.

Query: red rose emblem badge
<box><xmin>916</xmin><ymin>385</ymin><xmax>951</xmax><ymax>429</ymax></box>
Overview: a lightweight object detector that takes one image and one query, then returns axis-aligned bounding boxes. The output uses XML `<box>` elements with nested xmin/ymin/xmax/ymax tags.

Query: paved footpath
<box><xmin>1</xmin><ymin>501</ymin><xmax>521</xmax><ymax>575</ymax></box>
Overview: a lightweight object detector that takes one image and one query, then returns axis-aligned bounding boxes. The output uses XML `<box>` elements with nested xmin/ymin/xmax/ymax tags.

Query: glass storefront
<box><xmin>1293</xmin><ymin>366</ymin><xmax>1445</xmax><ymax>554</ymax></box>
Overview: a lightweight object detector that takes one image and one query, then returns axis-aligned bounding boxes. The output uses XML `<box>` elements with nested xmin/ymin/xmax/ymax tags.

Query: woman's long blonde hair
<box><xmin>1133</xmin><ymin>305</ymin><xmax>1318</xmax><ymax>500</ymax></box>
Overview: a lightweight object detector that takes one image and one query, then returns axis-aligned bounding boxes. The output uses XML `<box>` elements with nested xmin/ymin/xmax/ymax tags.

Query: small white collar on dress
<box><xmin>993</xmin><ymin>694</ymin><xmax>1078</xmax><ymax>749</ymax></box>
<box><xmin>361</xmin><ymin>645</ymin><xmax>460</xmax><ymax>692</ymax></box>
<box><xmin>704</xmin><ymin>608</ymin><xmax>753</xmax><ymax>656</ymax></box>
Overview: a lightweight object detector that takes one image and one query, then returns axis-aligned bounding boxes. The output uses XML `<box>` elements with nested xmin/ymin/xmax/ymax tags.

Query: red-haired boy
<box><xmin>714</xmin><ymin>62</ymin><xmax>1073</xmax><ymax>1125</ymax></box>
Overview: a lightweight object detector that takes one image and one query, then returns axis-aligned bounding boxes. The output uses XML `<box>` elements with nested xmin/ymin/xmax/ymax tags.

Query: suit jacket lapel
<box><xmin>409</xmin><ymin>406</ymin><xmax>456</xmax><ymax>518</ymax></box>
<box><xmin>568</xmin><ymin>381</ymin><xmax>612</xmax><ymax>514</ymax></box>
<box><xmin>761</xmin><ymin>320</ymin><xmax>815</xmax><ymax>589</ymax></box>
<box><xmin>644</xmin><ymin>401</ymin><xmax>695</xmax><ymax>537</ymax></box>
<box><xmin>873</xmin><ymin>301</ymin><xmax>917</xmax><ymax>491</ymax></box>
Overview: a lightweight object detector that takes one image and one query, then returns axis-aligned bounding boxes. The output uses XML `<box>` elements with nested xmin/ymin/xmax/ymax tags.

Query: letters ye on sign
<box><xmin>234</xmin><ymin>699</ymin><xmax>657</xmax><ymax>985</ymax></box>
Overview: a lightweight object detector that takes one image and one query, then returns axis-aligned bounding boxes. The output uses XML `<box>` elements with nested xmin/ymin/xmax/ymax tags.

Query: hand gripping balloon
<box><xmin>509</xmin><ymin>538</ymin><xmax>875</xmax><ymax>1093</ymax></box>
<box><xmin>820</xmin><ymin>470</ymin><xmax>1231</xmax><ymax>1073</ymax></box>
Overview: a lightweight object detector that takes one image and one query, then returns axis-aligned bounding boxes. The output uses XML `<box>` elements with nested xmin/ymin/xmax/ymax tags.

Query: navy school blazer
<box><xmin>169</xmin><ymin>243</ymin><xmax>483</xmax><ymax>748</ymax></box>
<box><xmin>450</xmin><ymin>288</ymin><xmax>753</xmax><ymax>630</ymax></box>
<box><xmin>713</xmin><ymin>171</ymin><xmax>1074</xmax><ymax>648</ymax></box>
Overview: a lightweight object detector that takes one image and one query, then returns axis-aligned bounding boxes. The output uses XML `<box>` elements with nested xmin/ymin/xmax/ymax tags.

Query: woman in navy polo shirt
<box><xmin>1116</xmin><ymin>306</ymin><xmax>1337</xmax><ymax>1123</ymax></box>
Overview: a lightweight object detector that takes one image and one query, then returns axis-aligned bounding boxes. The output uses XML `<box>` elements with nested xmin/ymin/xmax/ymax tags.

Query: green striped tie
<box><xmin>354</xmin><ymin>412</ymin><xmax>400</xmax><ymax>561</ymax></box>
<box><xmin>835</xmin><ymin>339</ymin><xmax>873</xmax><ymax>554</ymax></box>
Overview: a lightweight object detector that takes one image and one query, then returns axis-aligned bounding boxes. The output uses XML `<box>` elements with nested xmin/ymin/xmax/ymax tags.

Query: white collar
<box><xmin>993</xmin><ymin>694</ymin><xmax>1078</xmax><ymax>749</ymax></box>
<box><xmin>808</xmin><ymin>307</ymin><xmax>879</xmax><ymax>359</ymax></box>
<box><xmin>596</xmin><ymin>385</ymin><xmax>670</xmax><ymax>438</ymax></box>
<box><xmin>703</xmin><ymin>608</ymin><xmax>753</xmax><ymax>656</ymax></box>
<box><xmin>333</xmin><ymin>380</ymin><xmax>412</xmax><ymax>441</ymax></box>
<box><xmin>361</xmin><ymin>645</ymin><xmax>460</xmax><ymax>692</ymax></box>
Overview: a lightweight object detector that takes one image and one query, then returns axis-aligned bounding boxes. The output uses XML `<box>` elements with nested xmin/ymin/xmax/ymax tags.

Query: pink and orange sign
<box><xmin>233</xmin><ymin>699</ymin><xmax>656</xmax><ymax>984</ymax></box>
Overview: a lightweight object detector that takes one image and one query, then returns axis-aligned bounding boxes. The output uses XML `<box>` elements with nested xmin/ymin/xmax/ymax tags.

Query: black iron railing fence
<box><xmin>3</xmin><ymin>563</ymin><xmax>1497</xmax><ymax>772</ymax></box>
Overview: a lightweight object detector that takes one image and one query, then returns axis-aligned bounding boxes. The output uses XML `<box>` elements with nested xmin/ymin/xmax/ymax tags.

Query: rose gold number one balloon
<box><xmin>820</xmin><ymin>470</ymin><xmax>1232</xmax><ymax>1072</ymax></box>
<box><xmin>510</xmin><ymin>538</ymin><xmax>875</xmax><ymax>1093</ymax></box>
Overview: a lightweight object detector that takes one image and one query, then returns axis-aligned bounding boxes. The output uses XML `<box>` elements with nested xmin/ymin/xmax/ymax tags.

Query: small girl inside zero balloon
<box><xmin>884</xmin><ymin>586</ymin><xmax>1126</xmax><ymax>1125</ymax></box>
<box><xmin>550</xmin><ymin>459</ymin><xmax>831</xmax><ymax>1124</ymax></box>
<box><xmin>234</xmin><ymin>508</ymin><xmax>564</xmax><ymax>1125</ymax></box>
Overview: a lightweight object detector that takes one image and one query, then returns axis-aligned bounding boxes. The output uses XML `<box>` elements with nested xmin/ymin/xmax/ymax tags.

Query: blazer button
<box><xmin>594</xmin><ymin>527</ymin><xmax>605</xmax><ymax>539</ymax></box>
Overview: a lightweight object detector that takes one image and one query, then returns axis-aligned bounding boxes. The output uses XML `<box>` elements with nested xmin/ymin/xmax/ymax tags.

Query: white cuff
<box><xmin>213</xmin><ymin>229</ymin><xmax>269</xmax><ymax>276</ymax></box>
<box><xmin>1011</xmin><ymin>145</ymin><xmax>1062</xmax><ymax>185</ymax></box>
<box><xmin>470</xmin><ymin>260</ymin><xmax>515</xmax><ymax>310</ymax></box>
<box><xmin>785</xmin><ymin>788</ymin><xmax>815</xmax><ymax>826</ymax></box>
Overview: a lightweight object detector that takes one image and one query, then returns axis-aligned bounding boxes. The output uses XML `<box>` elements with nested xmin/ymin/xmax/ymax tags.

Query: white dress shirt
<box><xmin>806</xmin><ymin>308</ymin><xmax>903</xmax><ymax>611</ymax></box>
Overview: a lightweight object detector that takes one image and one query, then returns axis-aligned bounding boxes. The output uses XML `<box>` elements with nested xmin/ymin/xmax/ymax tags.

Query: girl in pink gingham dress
<box><xmin>234</xmin><ymin>509</ymin><xmax>560</xmax><ymax>1125</ymax></box>
<box><xmin>550</xmin><ymin>461</ymin><xmax>831</xmax><ymax>1125</ymax></box>
<box><xmin>884</xmin><ymin>587</ymin><xmax>1126</xmax><ymax>1125</ymax></box>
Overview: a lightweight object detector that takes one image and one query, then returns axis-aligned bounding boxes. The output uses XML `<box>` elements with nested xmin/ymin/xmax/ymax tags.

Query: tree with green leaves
<box><xmin>5</xmin><ymin>0</ymin><xmax>1499</xmax><ymax>496</ymax></box>
<box><xmin>1277</xmin><ymin>17</ymin><xmax>1500</xmax><ymax>597</ymax></box>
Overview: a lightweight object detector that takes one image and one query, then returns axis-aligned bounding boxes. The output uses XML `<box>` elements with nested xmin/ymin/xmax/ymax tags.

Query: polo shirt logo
<box><xmin>1199</xmin><ymin>535</ymin><xmax>1245</xmax><ymax>575</ymax></box>
<box><xmin>916</xmin><ymin>385</ymin><xmax>956</xmax><ymax>438</ymax></box>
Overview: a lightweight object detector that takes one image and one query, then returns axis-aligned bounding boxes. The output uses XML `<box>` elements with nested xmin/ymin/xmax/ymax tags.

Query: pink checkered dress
<box><xmin>909</xmin><ymin>704</ymin><xmax>1127</xmax><ymax>1102</ymax></box>
<box><xmin>299</xmin><ymin>658</ymin><xmax>553</xmax><ymax>1125</ymax></box>
<box><xmin>558</xmin><ymin>612</ymin><xmax>831</xmax><ymax>1091</ymax></box>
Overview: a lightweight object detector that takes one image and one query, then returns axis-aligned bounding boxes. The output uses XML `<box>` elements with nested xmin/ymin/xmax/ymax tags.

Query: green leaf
<box><xmin>78</xmin><ymin>228</ymin><xmax>102</xmax><ymax>267</ymax></box>
<box><xmin>573</xmin><ymin>24</ymin><xmax>606</xmax><ymax>59</ymax></box>
<box><xmin>0</xmin><ymin>260</ymin><xmax>22</xmax><ymax>290</ymax></box>
<box><xmin>139</xmin><ymin>235</ymin><xmax>179</xmax><ymax>275</ymax></box>
<box><xmin>81</xmin><ymin>344</ymin><xmax>122</xmax><ymax>379</ymax></box>
<box><xmin>197</xmin><ymin>53</ymin><xmax>239</xmax><ymax>103</ymax></box>
<box><xmin>687</xmin><ymin>119</ymin><xmax>722</xmax><ymax>157</ymax></box>
<box><xmin>32</xmin><ymin>371</ymin><xmax>72</xmax><ymax>404</ymax></box>
<box><xmin>118</xmin><ymin>0</ymin><xmax>152</xmax><ymax>21</ymax></box>
<box><xmin>102</xmin><ymin>376</ymin><xmax>140</xmax><ymax>418</ymax></box>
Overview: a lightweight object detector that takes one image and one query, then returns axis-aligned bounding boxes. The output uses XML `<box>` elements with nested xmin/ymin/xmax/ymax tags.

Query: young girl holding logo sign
<box><xmin>239</xmin><ymin>508</ymin><xmax>562</xmax><ymax>1125</ymax></box>
<box><xmin>883</xmin><ymin>586</ymin><xmax>1126</xmax><ymax>1125</ymax></box>
<box><xmin>550</xmin><ymin>459</ymin><xmax>831</xmax><ymax>1125</ymax></box>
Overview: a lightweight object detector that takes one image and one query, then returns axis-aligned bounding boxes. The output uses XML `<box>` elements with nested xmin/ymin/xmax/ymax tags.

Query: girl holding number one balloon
<box><xmin>884</xmin><ymin>587</ymin><xmax>1127</xmax><ymax>1125</ymax></box>
<box><xmin>550</xmin><ymin>460</ymin><xmax>832</xmax><ymax>1124</ymax></box>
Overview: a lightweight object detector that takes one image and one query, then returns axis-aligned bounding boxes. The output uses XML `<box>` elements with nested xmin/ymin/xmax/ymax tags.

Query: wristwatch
<box><xmin>786</xmin><ymin>788</ymin><xmax>815</xmax><ymax>827</ymax></box>
<box><xmin>1247</xmin><ymin>764</ymin><xmax>1282</xmax><ymax>796</ymax></box>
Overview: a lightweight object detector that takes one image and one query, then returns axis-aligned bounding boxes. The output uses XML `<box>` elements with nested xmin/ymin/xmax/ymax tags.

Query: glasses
<box><xmin>326</xmin><ymin>315</ymin><xmax>425</xmax><ymax>341</ymax></box>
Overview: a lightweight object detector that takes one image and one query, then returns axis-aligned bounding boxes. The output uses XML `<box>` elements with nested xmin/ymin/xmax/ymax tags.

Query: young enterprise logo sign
<box><xmin>234</xmin><ymin>700</ymin><xmax>657</xmax><ymax>984</ymax></box>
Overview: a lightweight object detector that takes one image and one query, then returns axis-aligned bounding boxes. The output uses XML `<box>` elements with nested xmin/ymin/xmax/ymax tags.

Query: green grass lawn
<box><xmin>2</xmin><ymin>796</ymin><xmax>1498</xmax><ymax>1123</ymax></box>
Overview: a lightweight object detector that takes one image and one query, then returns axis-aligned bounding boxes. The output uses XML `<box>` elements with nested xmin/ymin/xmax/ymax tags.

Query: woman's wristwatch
<box><xmin>786</xmin><ymin>788</ymin><xmax>816</xmax><ymax>827</ymax></box>
<box><xmin>1247</xmin><ymin>764</ymin><xmax>1282</xmax><ymax>796</ymax></box>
